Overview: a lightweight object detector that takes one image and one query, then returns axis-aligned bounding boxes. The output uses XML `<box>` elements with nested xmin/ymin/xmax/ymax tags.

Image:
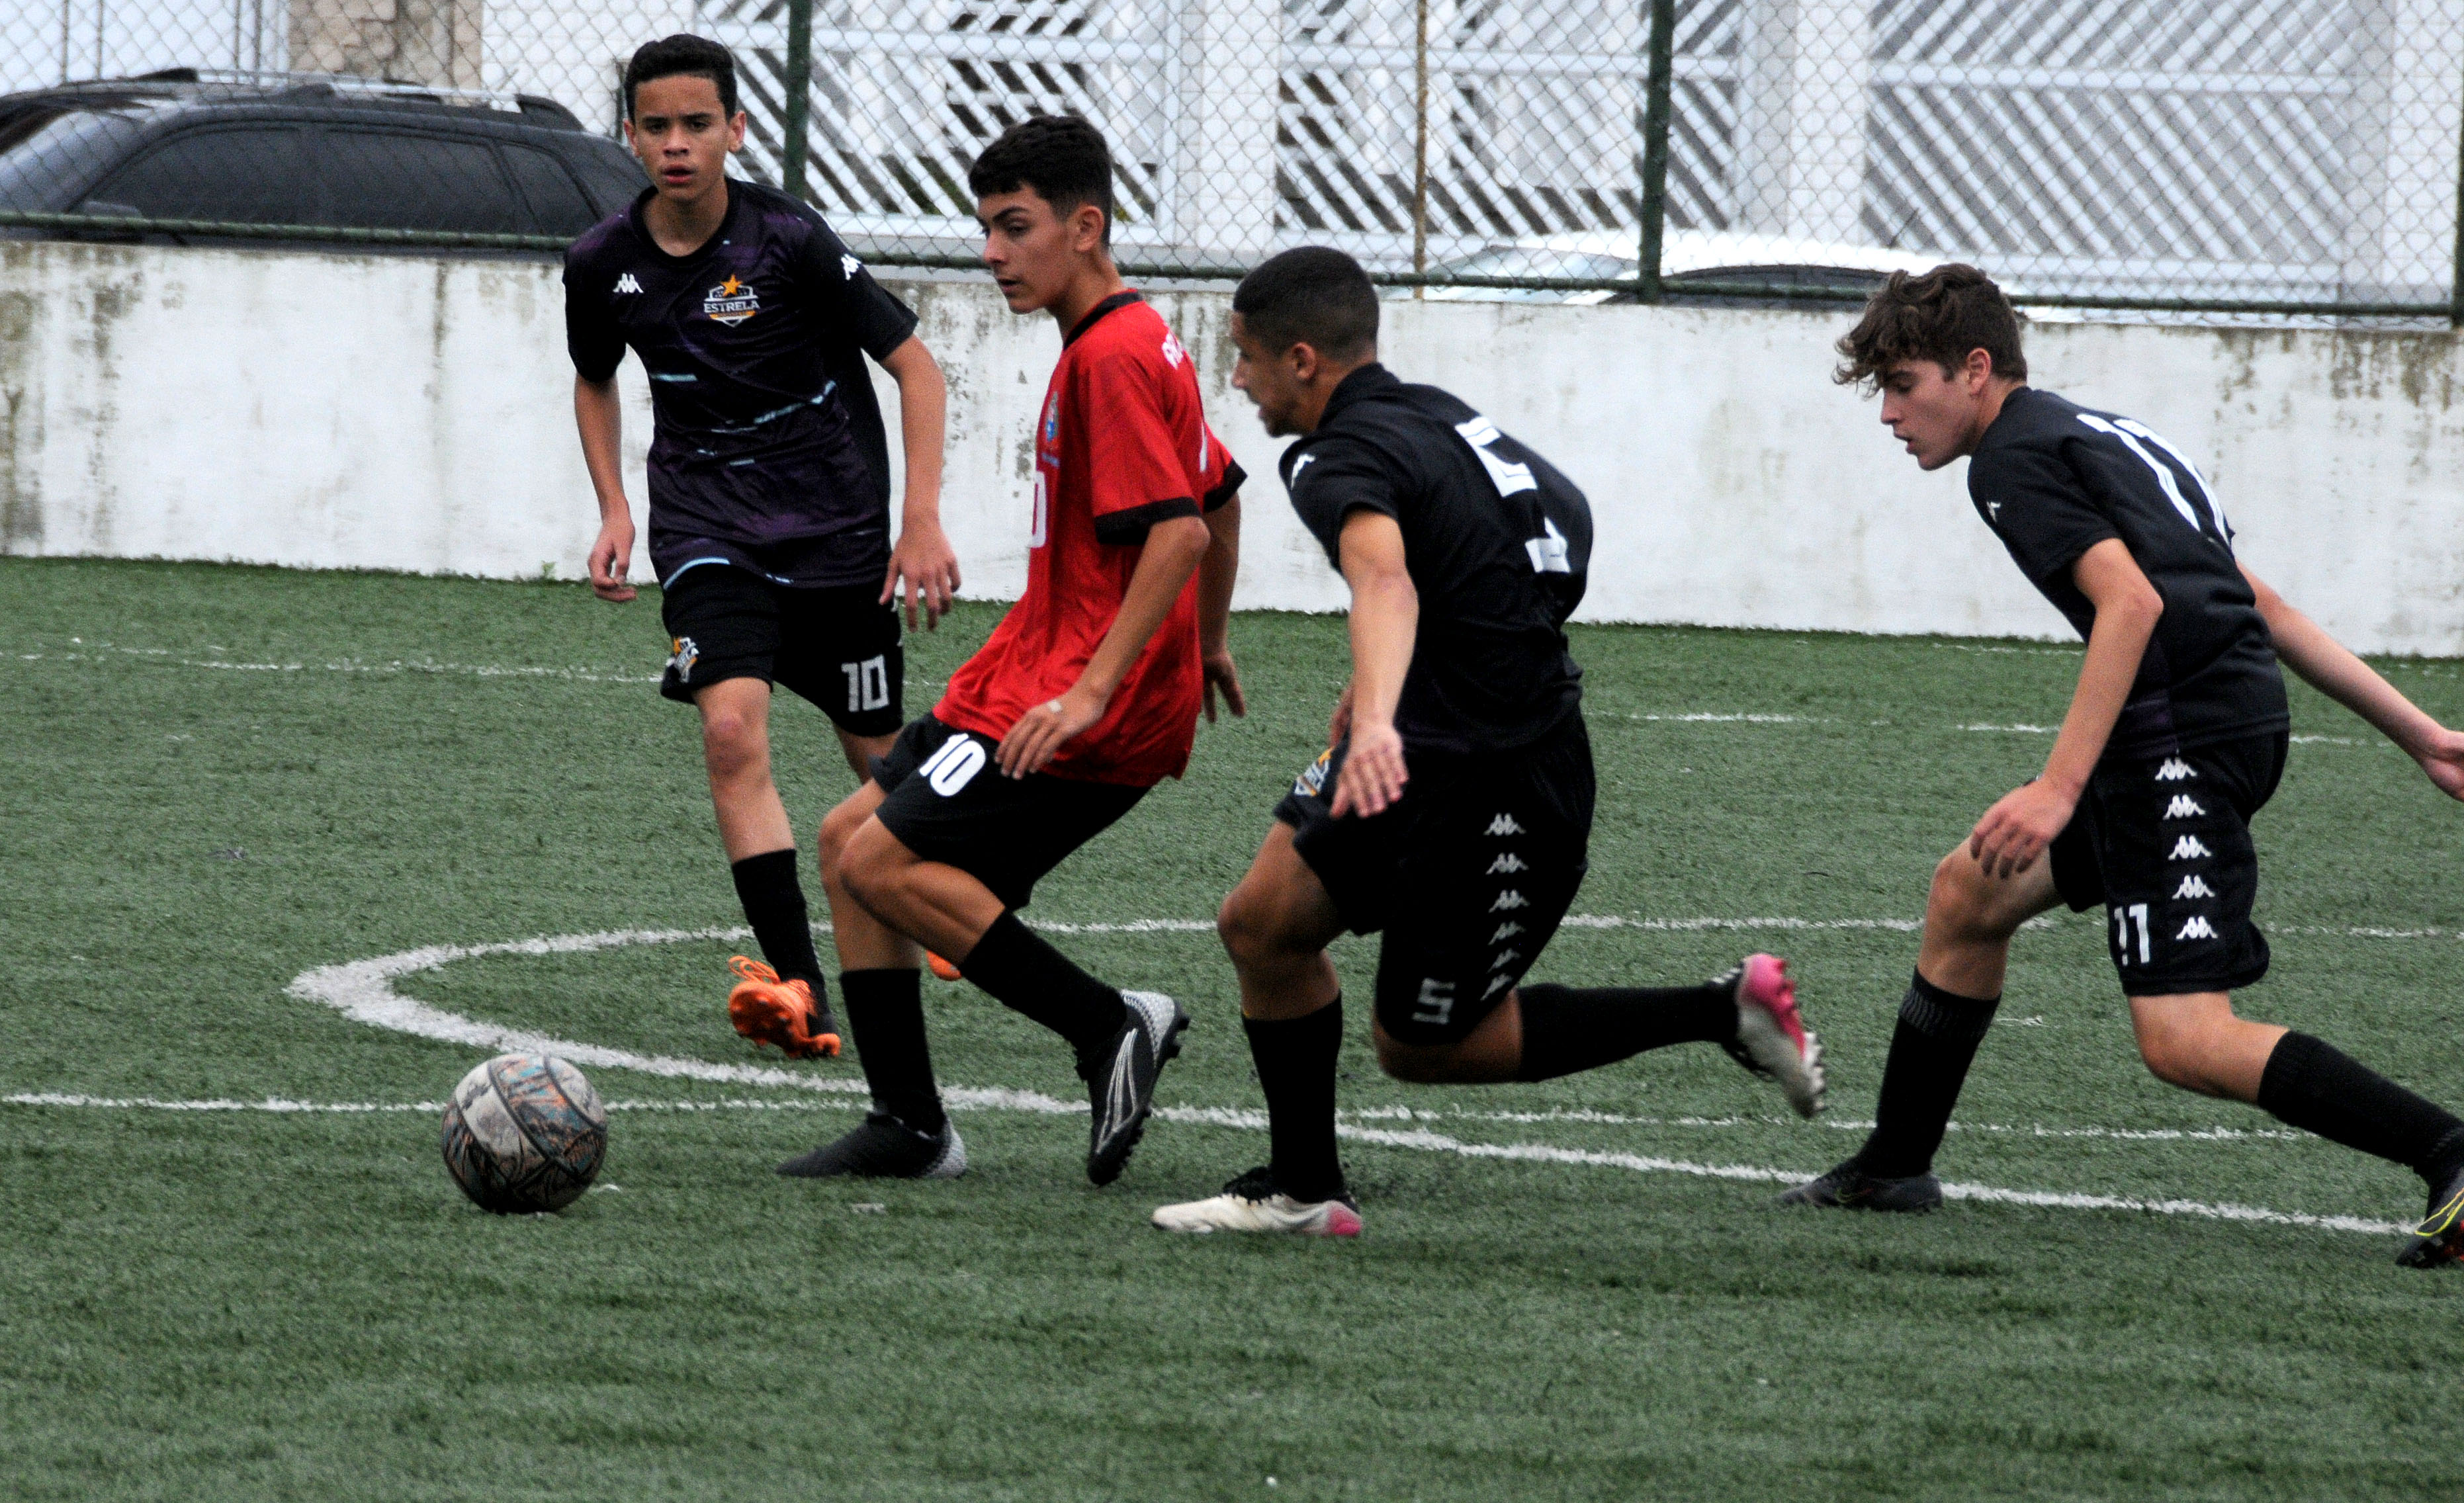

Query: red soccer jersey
<box><xmin>936</xmin><ymin>292</ymin><xmax>1241</xmax><ymax>786</ymax></box>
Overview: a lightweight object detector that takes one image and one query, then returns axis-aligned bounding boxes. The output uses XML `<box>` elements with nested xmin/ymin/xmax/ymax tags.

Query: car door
<box><xmin>500</xmin><ymin>141</ymin><xmax>600</xmax><ymax>237</ymax></box>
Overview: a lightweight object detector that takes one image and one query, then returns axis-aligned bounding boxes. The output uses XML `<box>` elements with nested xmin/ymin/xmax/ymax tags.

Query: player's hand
<box><xmin>1202</xmin><ymin>646</ymin><xmax>1246</xmax><ymax>723</ymax></box>
<box><xmin>1329</xmin><ymin>719</ymin><xmax>1407</xmax><ymax>819</ymax></box>
<box><xmin>883</xmin><ymin>517</ymin><xmax>961</xmax><ymax>630</ymax></box>
<box><xmin>589</xmin><ymin>517</ymin><xmax>637</xmax><ymax>603</ymax></box>
<box><xmin>1328</xmin><ymin>681</ymin><xmax>1355</xmax><ymax>746</ymax></box>
<box><xmin>1968</xmin><ymin>780</ymin><xmax>2076</xmax><ymax>880</ymax></box>
<box><xmin>2408</xmin><ymin>725</ymin><xmax>2464</xmax><ymax>802</ymax></box>
<box><xmin>997</xmin><ymin>684</ymin><xmax>1107</xmax><ymax>779</ymax></box>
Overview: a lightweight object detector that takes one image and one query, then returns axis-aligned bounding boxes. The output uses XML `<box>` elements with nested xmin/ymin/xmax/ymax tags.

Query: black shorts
<box><xmin>1275</xmin><ymin>715</ymin><xmax>1595</xmax><ymax>1047</ymax></box>
<box><xmin>658</xmin><ymin>564</ymin><xmax>902</xmax><ymax>736</ymax></box>
<box><xmin>2047</xmin><ymin>730</ymin><xmax>2287</xmax><ymax>996</ymax></box>
<box><xmin>871</xmin><ymin>715</ymin><xmax>1149</xmax><ymax>912</ymax></box>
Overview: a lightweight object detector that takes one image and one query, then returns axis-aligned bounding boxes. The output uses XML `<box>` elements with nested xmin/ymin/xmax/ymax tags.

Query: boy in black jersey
<box><xmin>1783</xmin><ymin>265</ymin><xmax>2464</xmax><ymax>1268</ymax></box>
<box><xmin>1149</xmin><ymin>248</ymin><xmax>1828</xmax><ymax>1237</ymax></box>
<box><xmin>564</xmin><ymin>36</ymin><xmax>959</xmax><ymax>1062</ymax></box>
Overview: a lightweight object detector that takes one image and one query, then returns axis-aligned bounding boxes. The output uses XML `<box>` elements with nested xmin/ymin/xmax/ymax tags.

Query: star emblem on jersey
<box><xmin>614</xmin><ymin>273</ymin><xmax>643</xmax><ymax>295</ymax></box>
<box><xmin>703</xmin><ymin>275</ymin><xmax>760</xmax><ymax>326</ymax></box>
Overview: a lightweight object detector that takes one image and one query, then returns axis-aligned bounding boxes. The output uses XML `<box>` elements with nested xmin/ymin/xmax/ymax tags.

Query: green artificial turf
<box><xmin>6</xmin><ymin>556</ymin><xmax>2463</xmax><ymax>1501</ymax></box>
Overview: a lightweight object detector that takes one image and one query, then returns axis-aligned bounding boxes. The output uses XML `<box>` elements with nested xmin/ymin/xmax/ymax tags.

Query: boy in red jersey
<box><xmin>781</xmin><ymin>116</ymin><xmax>1246</xmax><ymax>1185</ymax></box>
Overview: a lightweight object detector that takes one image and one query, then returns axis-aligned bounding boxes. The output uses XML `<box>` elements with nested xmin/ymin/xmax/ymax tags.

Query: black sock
<box><xmin>730</xmin><ymin>849</ymin><xmax>823</xmax><ymax>988</ymax></box>
<box><xmin>957</xmin><ymin>911</ymin><xmax>1128</xmax><ymax>1072</ymax></box>
<box><xmin>2258</xmin><ymin>1032</ymin><xmax>2464</xmax><ymax>1187</ymax></box>
<box><xmin>1247</xmin><ymin>1000</ymin><xmax>1346</xmax><ymax>1201</ymax></box>
<box><xmin>1855</xmin><ymin>971</ymin><xmax>1999</xmax><ymax>1178</ymax></box>
<box><xmin>1514</xmin><ymin>980</ymin><xmax>1735</xmax><ymax>1083</ymax></box>
<box><xmin>840</xmin><ymin>968</ymin><xmax>944</xmax><ymax>1134</ymax></box>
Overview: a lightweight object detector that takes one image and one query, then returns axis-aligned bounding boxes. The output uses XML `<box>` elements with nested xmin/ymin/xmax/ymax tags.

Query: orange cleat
<box><xmin>726</xmin><ymin>956</ymin><xmax>841</xmax><ymax>1059</ymax></box>
<box><xmin>926</xmin><ymin>951</ymin><xmax>963</xmax><ymax>982</ymax></box>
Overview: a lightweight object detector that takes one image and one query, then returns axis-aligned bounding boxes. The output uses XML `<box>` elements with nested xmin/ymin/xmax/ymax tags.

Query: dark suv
<box><xmin>0</xmin><ymin>69</ymin><xmax>646</xmax><ymax>247</ymax></box>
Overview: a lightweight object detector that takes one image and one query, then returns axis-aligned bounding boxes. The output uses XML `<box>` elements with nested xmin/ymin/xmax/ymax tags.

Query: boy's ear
<box><xmin>1071</xmin><ymin>201</ymin><xmax>1108</xmax><ymax>251</ymax></box>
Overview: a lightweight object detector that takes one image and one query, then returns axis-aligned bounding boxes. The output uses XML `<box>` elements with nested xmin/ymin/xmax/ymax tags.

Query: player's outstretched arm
<box><xmin>878</xmin><ymin>336</ymin><xmax>959</xmax><ymax>630</ymax></box>
<box><xmin>574</xmin><ymin>374</ymin><xmax>637</xmax><ymax>603</ymax></box>
<box><xmin>1198</xmin><ymin>494</ymin><xmax>1245</xmax><ymax>722</ymax></box>
<box><xmin>1329</xmin><ymin>511</ymin><xmax>1416</xmax><ymax>820</ymax></box>
<box><xmin>2242</xmin><ymin>564</ymin><xmax>2464</xmax><ymax>799</ymax></box>
<box><xmin>994</xmin><ymin>513</ymin><xmax>1213</xmax><ymax>778</ymax></box>
<box><xmin>1970</xmin><ymin>538</ymin><xmax>2162</xmax><ymax>877</ymax></box>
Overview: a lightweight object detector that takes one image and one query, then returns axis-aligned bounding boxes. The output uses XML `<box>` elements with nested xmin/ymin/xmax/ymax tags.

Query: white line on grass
<box><xmin>256</xmin><ymin>925</ymin><xmax>2428</xmax><ymax>1240</ymax></box>
<box><xmin>6</xmin><ymin>1091</ymin><xmax>2404</xmax><ymax>1236</ymax></box>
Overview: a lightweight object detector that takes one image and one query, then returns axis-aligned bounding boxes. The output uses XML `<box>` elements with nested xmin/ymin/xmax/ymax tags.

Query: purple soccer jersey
<box><xmin>564</xmin><ymin>179</ymin><xmax>919</xmax><ymax>588</ymax></box>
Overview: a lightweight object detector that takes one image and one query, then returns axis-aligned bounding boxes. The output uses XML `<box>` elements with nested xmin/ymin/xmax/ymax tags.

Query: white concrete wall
<box><xmin>4</xmin><ymin>238</ymin><xmax>2462</xmax><ymax>654</ymax></box>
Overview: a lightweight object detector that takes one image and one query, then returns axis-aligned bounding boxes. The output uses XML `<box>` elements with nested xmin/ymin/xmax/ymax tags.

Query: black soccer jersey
<box><xmin>564</xmin><ymin>180</ymin><xmax>920</xmax><ymax>589</ymax></box>
<box><xmin>1279</xmin><ymin>364</ymin><xmax>1592</xmax><ymax>753</ymax></box>
<box><xmin>1968</xmin><ymin>386</ymin><xmax>2288</xmax><ymax>758</ymax></box>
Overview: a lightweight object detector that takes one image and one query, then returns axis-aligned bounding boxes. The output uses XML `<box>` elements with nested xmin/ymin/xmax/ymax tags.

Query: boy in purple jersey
<box><xmin>564</xmin><ymin>35</ymin><xmax>959</xmax><ymax>1058</ymax></box>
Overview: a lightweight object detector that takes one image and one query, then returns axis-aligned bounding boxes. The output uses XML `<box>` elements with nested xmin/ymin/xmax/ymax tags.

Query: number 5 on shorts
<box><xmin>918</xmin><ymin>734</ymin><xmax>989</xmax><ymax>796</ymax></box>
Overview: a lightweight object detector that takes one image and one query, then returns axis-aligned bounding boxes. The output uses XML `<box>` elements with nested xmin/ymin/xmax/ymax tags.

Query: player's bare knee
<box><xmin>835</xmin><ymin>820</ymin><xmax>906</xmax><ymax>910</ymax></box>
<box><xmin>1215</xmin><ymin>884</ymin><xmax>1285</xmax><ymax>970</ymax></box>
<box><xmin>699</xmin><ymin>711</ymin><xmax>765</xmax><ymax>782</ymax></box>
<box><xmin>1372</xmin><ymin>1031</ymin><xmax>1442</xmax><ymax>1082</ymax></box>
<box><xmin>815</xmin><ymin>800</ymin><xmax>868</xmax><ymax>882</ymax></box>
<box><xmin>1928</xmin><ymin>847</ymin><xmax>2022</xmax><ymax>945</ymax></box>
<box><xmin>2134</xmin><ymin>1019</ymin><xmax>2207</xmax><ymax>1092</ymax></box>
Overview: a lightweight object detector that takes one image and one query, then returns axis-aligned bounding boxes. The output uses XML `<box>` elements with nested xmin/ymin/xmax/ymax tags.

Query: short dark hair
<box><xmin>624</xmin><ymin>35</ymin><xmax>738</xmax><ymax>120</ymax></box>
<box><xmin>1833</xmin><ymin>263</ymin><xmax>2027</xmax><ymax>392</ymax></box>
<box><xmin>967</xmin><ymin>116</ymin><xmax>1115</xmax><ymax>243</ymax></box>
<box><xmin>1233</xmin><ymin>247</ymin><xmax>1380</xmax><ymax>362</ymax></box>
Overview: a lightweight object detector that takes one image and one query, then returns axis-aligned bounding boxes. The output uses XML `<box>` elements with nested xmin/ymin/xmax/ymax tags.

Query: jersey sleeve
<box><xmin>786</xmin><ymin>214</ymin><xmax>920</xmax><ymax>361</ymax></box>
<box><xmin>1284</xmin><ymin>434</ymin><xmax>1399</xmax><ymax>566</ymax></box>
<box><xmin>1081</xmin><ymin>349</ymin><xmax>1204</xmax><ymax>546</ymax></box>
<box><xmin>562</xmin><ymin>244</ymin><xmax>626</xmax><ymax>382</ymax></box>
<box><xmin>1199</xmin><ymin>422</ymin><xmax>1245</xmax><ymax>512</ymax></box>
<box><xmin>1970</xmin><ymin>439</ymin><xmax>2118</xmax><ymax>588</ymax></box>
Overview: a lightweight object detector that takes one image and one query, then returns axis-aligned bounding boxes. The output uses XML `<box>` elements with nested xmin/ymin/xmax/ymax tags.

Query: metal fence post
<box><xmin>1636</xmin><ymin>0</ymin><xmax>1676</xmax><ymax>304</ymax></box>
<box><xmin>2452</xmin><ymin>48</ymin><xmax>2464</xmax><ymax>328</ymax></box>
<box><xmin>1411</xmin><ymin>0</ymin><xmax>1430</xmax><ymax>293</ymax></box>
<box><xmin>782</xmin><ymin>0</ymin><xmax>815</xmax><ymax>200</ymax></box>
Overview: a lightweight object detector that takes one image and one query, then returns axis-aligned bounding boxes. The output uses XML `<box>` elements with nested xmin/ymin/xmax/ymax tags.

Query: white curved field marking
<box><xmin>254</xmin><ymin>924</ymin><xmax>2428</xmax><ymax>1239</ymax></box>
<box><xmin>7</xmin><ymin>1091</ymin><xmax>2402</xmax><ymax>1237</ymax></box>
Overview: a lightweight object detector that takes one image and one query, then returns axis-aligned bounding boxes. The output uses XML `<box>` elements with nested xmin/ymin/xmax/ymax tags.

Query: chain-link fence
<box><xmin>2</xmin><ymin>1</ymin><xmax>2459</xmax><ymax>320</ymax></box>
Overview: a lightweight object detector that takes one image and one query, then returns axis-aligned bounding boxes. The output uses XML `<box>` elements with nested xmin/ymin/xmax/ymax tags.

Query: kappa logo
<box><xmin>2163</xmin><ymin>794</ymin><xmax>2207</xmax><ymax>820</ymax></box>
<box><xmin>1487</xmin><ymin>853</ymin><xmax>1527</xmax><ymax>875</ymax></box>
<box><xmin>1484</xmin><ymin>814</ymin><xmax>1525</xmax><ymax>836</ymax></box>
<box><xmin>667</xmin><ymin>635</ymin><xmax>699</xmax><ymax>683</ymax></box>
<box><xmin>1986</xmin><ymin>499</ymin><xmax>2003</xmax><ymax>523</ymax></box>
<box><xmin>2176</xmin><ymin>916</ymin><xmax>2220</xmax><ymax>941</ymax></box>
<box><xmin>1161</xmin><ymin>331</ymin><xmax>1187</xmax><ymax>368</ymax></box>
<box><xmin>842</xmin><ymin>253</ymin><xmax>861</xmax><ymax>280</ymax></box>
<box><xmin>1483</xmin><ymin>974</ymin><xmax>1515</xmax><ymax>999</ymax></box>
<box><xmin>1489</xmin><ymin>890</ymin><xmax>1529</xmax><ymax>912</ymax></box>
<box><xmin>2155</xmin><ymin>757</ymin><xmax>2197</xmax><ymax>782</ymax></box>
<box><xmin>614</xmin><ymin>272</ymin><xmax>643</xmax><ymax>295</ymax></box>
<box><xmin>1489</xmin><ymin>922</ymin><xmax>1525</xmax><ymax>944</ymax></box>
<box><xmin>1490</xmin><ymin>949</ymin><xmax>1524</xmax><ymax>971</ymax></box>
<box><xmin>703</xmin><ymin>274</ymin><xmax>759</xmax><ymax>325</ymax></box>
<box><xmin>2173</xmin><ymin>874</ymin><xmax>2217</xmax><ymax>899</ymax></box>
<box><xmin>1288</xmin><ymin>453</ymin><xmax>1318</xmax><ymax>486</ymax></box>
<box><xmin>2168</xmin><ymin>835</ymin><xmax>2214</xmax><ymax>861</ymax></box>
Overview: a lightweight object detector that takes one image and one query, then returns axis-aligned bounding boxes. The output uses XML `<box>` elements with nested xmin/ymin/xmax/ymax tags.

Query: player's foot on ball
<box><xmin>1776</xmin><ymin>1158</ymin><xmax>1943</xmax><ymax>1213</ymax></box>
<box><xmin>1084</xmin><ymin>990</ymin><xmax>1188</xmax><ymax>1186</ymax></box>
<box><xmin>775</xmin><ymin>1109</ymin><xmax>966</xmax><ymax>1179</ymax></box>
<box><xmin>926</xmin><ymin>951</ymin><xmax>963</xmax><ymax>982</ymax></box>
<box><xmin>2396</xmin><ymin>1164</ymin><xmax>2464</xmax><ymax>1267</ymax></box>
<box><xmin>1152</xmin><ymin>1167</ymin><xmax>1362</xmax><ymax>1237</ymax></box>
<box><xmin>726</xmin><ymin>956</ymin><xmax>842</xmax><ymax>1059</ymax></box>
<box><xmin>1718</xmin><ymin>953</ymin><xmax>1826</xmax><ymax>1117</ymax></box>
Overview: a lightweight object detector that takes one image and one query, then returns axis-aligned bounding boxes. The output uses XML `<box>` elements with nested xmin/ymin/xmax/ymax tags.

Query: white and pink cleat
<box><xmin>1724</xmin><ymin>953</ymin><xmax>1826</xmax><ymax>1117</ymax></box>
<box><xmin>1151</xmin><ymin>1168</ymin><xmax>1363</xmax><ymax>1238</ymax></box>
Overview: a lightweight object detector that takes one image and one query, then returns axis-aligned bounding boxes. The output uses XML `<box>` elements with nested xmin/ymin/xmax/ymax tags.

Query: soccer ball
<box><xmin>440</xmin><ymin>1053</ymin><xmax>607</xmax><ymax>1213</ymax></box>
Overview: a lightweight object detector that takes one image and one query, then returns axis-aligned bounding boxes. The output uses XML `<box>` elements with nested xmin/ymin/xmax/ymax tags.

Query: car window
<box><xmin>88</xmin><ymin>125</ymin><xmax>314</xmax><ymax>224</ymax></box>
<box><xmin>563</xmin><ymin>138</ymin><xmax>647</xmax><ymax>219</ymax></box>
<box><xmin>315</xmin><ymin>128</ymin><xmax>523</xmax><ymax>234</ymax></box>
<box><xmin>503</xmin><ymin>144</ymin><xmax>597</xmax><ymax>235</ymax></box>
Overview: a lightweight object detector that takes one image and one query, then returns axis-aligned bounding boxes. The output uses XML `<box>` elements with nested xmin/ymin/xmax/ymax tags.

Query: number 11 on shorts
<box><xmin>2112</xmin><ymin>902</ymin><xmax>2152</xmax><ymax>965</ymax></box>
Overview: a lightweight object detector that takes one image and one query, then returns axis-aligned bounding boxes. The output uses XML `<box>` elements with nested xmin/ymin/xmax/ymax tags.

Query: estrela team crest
<box><xmin>704</xmin><ymin>275</ymin><xmax>760</xmax><ymax>325</ymax></box>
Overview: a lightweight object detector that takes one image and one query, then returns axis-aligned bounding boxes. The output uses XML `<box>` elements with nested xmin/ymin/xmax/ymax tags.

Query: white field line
<box><xmin>252</xmin><ymin>923</ymin><xmax>2429</xmax><ymax>1240</ymax></box>
<box><xmin>5</xmin><ymin>1092</ymin><xmax>2402</xmax><ymax>1236</ymax></box>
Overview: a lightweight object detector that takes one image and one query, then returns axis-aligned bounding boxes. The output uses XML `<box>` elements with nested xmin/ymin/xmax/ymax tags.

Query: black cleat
<box><xmin>1084</xmin><ymin>990</ymin><xmax>1188</xmax><ymax>1186</ymax></box>
<box><xmin>1777</xmin><ymin>1158</ymin><xmax>1943</xmax><ymax>1213</ymax></box>
<box><xmin>776</xmin><ymin>1109</ymin><xmax>966</xmax><ymax>1180</ymax></box>
<box><xmin>2397</xmin><ymin>1165</ymin><xmax>2464</xmax><ymax>1268</ymax></box>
